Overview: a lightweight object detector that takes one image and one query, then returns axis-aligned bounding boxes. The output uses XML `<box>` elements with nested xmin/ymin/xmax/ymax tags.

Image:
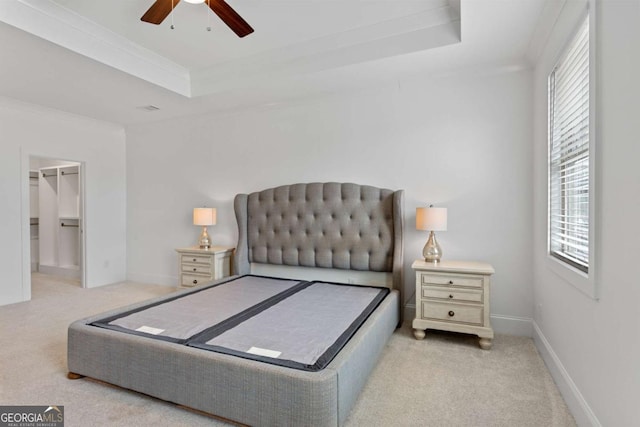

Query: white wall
<box><xmin>126</xmin><ymin>68</ymin><xmax>534</xmax><ymax>333</ymax></box>
<box><xmin>0</xmin><ymin>97</ymin><xmax>127</xmax><ymax>306</ymax></box>
<box><xmin>532</xmin><ymin>1</ymin><xmax>640</xmax><ymax>425</ymax></box>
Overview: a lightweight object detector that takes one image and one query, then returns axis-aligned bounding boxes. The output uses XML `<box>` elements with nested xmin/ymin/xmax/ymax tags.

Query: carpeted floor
<box><xmin>0</xmin><ymin>274</ymin><xmax>576</xmax><ymax>426</ymax></box>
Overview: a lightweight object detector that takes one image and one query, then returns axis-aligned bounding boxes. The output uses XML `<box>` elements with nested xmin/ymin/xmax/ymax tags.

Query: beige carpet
<box><xmin>0</xmin><ymin>274</ymin><xmax>575</xmax><ymax>426</ymax></box>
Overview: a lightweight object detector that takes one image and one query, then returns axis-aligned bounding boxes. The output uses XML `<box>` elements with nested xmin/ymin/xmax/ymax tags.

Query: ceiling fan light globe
<box><xmin>184</xmin><ymin>0</ymin><xmax>205</xmax><ymax>4</ymax></box>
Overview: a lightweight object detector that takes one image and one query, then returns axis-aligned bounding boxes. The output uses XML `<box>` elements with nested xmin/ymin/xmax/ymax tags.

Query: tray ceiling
<box><xmin>0</xmin><ymin>0</ymin><xmax>552</xmax><ymax>124</ymax></box>
<box><xmin>1</xmin><ymin>0</ymin><xmax>462</xmax><ymax>97</ymax></box>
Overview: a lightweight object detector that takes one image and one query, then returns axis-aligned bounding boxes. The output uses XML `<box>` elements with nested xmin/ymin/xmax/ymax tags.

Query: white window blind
<box><xmin>549</xmin><ymin>17</ymin><xmax>590</xmax><ymax>273</ymax></box>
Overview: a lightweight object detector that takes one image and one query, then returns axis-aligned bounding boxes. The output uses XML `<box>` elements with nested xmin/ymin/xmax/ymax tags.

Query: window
<box><xmin>548</xmin><ymin>15</ymin><xmax>593</xmax><ymax>283</ymax></box>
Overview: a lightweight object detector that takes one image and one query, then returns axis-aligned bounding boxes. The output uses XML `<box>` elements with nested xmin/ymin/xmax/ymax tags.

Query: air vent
<box><xmin>137</xmin><ymin>105</ymin><xmax>160</xmax><ymax>112</ymax></box>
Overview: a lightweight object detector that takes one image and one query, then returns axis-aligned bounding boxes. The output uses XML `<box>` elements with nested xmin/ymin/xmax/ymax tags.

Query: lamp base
<box><xmin>198</xmin><ymin>226</ymin><xmax>211</xmax><ymax>249</ymax></box>
<box><xmin>423</xmin><ymin>231</ymin><xmax>442</xmax><ymax>263</ymax></box>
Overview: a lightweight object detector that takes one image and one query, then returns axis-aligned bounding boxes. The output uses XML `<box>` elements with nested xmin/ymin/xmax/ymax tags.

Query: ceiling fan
<box><xmin>141</xmin><ymin>0</ymin><xmax>254</xmax><ymax>38</ymax></box>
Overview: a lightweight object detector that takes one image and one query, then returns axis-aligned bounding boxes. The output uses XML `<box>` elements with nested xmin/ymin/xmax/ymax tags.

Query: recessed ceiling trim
<box><xmin>0</xmin><ymin>0</ymin><xmax>461</xmax><ymax>100</ymax></box>
<box><xmin>191</xmin><ymin>5</ymin><xmax>461</xmax><ymax>97</ymax></box>
<box><xmin>0</xmin><ymin>0</ymin><xmax>191</xmax><ymax>96</ymax></box>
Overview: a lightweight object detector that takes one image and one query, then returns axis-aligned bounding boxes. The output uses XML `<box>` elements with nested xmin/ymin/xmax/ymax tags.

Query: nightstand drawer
<box><xmin>176</xmin><ymin>246</ymin><xmax>234</xmax><ymax>288</ymax></box>
<box><xmin>421</xmin><ymin>273</ymin><xmax>483</xmax><ymax>288</ymax></box>
<box><xmin>422</xmin><ymin>286</ymin><xmax>483</xmax><ymax>303</ymax></box>
<box><xmin>412</xmin><ymin>260</ymin><xmax>494</xmax><ymax>349</ymax></box>
<box><xmin>181</xmin><ymin>255</ymin><xmax>212</xmax><ymax>265</ymax></box>
<box><xmin>181</xmin><ymin>274</ymin><xmax>212</xmax><ymax>287</ymax></box>
<box><xmin>182</xmin><ymin>264</ymin><xmax>212</xmax><ymax>274</ymax></box>
<box><xmin>422</xmin><ymin>301</ymin><xmax>483</xmax><ymax>325</ymax></box>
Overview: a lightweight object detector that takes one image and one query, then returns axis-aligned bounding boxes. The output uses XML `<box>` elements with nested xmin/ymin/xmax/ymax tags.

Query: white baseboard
<box><xmin>403</xmin><ymin>303</ymin><xmax>415</xmax><ymax>326</ymax></box>
<box><xmin>533</xmin><ymin>322</ymin><xmax>601</xmax><ymax>427</ymax></box>
<box><xmin>404</xmin><ymin>303</ymin><xmax>533</xmax><ymax>337</ymax></box>
<box><xmin>39</xmin><ymin>264</ymin><xmax>80</xmax><ymax>279</ymax></box>
<box><xmin>490</xmin><ymin>314</ymin><xmax>533</xmax><ymax>336</ymax></box>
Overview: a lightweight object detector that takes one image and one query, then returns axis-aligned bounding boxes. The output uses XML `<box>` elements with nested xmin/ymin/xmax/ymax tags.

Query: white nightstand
<box><xmin>175</xmin><ymin>246</ymin><xmax>234</xmax><ymax>288</ymax></box>
<box><xmin>411</xmin><ymin>259</ymin><xmax>495</xmax><ymax>349</ymax></box>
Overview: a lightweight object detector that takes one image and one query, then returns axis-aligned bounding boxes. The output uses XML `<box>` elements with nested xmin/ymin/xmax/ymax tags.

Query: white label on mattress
<box><xmin>247</xmin><ymin>346</ymin><xmax>281</xmax><ymax>358</ymax></box>
<box><xmin>136</xmin><ymin>326</ymin><xmax>165</xmax><ymax>335</ymax></box>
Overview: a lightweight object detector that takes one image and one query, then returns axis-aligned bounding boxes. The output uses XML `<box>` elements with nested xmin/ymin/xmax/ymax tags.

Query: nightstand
<box><xmin>412</xmin><ymin>260</ymin><xmax>495</xmax><ymax>349</ymax></box>
<box><xmin>175</xmin><ymin>246</ymin><xmax>234</xmax><ymax>288</ymax></box>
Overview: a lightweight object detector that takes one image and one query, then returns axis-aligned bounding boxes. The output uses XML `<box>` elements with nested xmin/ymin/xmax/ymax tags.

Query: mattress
<box><xmin>90</xmin><ymin>275</ymin><xmax>388</xmax><ymax>371</ymax></box>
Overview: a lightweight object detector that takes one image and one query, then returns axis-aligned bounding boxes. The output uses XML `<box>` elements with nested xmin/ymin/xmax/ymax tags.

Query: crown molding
<box><xmin>0</xmin><ymin>95</ymin><xmax>125</xmax><ymax>132</ymax></box>
<box><xmin>0</xmin><ymin>0</ymin><xmax>460</xmax><ymax>99</ymax></box>
<box><xmin>0</xmin><ymin>0</ymin><xmax>190</xmax><ymax>96</ymax></box>
<box><xmin>191</xmin><ymin>5</ymin><xmax>461</xmax><ymax>97</ymax></box>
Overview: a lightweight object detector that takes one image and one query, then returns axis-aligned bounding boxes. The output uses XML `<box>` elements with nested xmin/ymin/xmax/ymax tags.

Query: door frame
<box><xmin>21</xmin><ymin>152</ymin><xmax>87</xmax><ymax>300</ymax></box>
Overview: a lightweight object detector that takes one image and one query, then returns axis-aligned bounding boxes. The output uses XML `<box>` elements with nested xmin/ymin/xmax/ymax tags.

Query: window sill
<box><xmin>546</xmin><ymin>255</ymin><xmax>598</xmax><ymax>300</ymax></box>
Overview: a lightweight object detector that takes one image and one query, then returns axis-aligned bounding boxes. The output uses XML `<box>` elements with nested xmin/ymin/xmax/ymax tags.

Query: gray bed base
<box><xmin>68</xmin><ymin>182</ymin><xmax>404</xmax><ymax>426</ymax></box>
<box><xmin>68</xmin><ymin>282</ymin><xmax>398</xmax><ymax>426</ymax></box>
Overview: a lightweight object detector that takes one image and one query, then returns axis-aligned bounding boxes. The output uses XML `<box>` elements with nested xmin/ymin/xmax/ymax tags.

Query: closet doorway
<box><xmin>29</xmin><ymin>156</ymin><xmax>85</xmax><ymax>291</ymax></box>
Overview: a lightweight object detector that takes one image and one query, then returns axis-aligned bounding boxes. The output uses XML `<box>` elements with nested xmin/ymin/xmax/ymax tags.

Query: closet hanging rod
<box><xmin>61</xmin><ymin>172</ymin><xmax>79</xmax><ymax>176</ymax></box>
<box><xmin>61</xmin><ymin>223</ymin><xmax>79</xmax><ymax>228</ymax></box>
<box><xmin>42</xmin><ymin>173</ymin><xmax>56</xmax><ymax>178</ymax></box>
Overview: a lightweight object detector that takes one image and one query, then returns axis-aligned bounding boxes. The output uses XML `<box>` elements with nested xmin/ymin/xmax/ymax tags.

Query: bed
<box><xmin>67</xmin><ymin>182</ymin><xmax>404</xmax><ymax>426</ymax></box>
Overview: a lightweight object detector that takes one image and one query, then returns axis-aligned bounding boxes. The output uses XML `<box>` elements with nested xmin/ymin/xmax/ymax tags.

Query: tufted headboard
<box><xmin>234</xmin><ymin>183</ymin><xmax>404</xmax><ymax>301</ymax></box>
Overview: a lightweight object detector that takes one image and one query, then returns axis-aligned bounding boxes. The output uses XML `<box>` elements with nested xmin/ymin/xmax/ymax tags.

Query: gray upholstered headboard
<box><xmin>234</xmin><ymin>183</ymin><xmax>404</xmax><ymax>297</ymax></box>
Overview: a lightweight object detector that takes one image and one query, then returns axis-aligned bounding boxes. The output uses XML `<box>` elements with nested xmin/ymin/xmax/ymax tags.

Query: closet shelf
<box><xmin>38</xmin><ymin>163</ymin><xmax>82</xmax><ymax>280</ymax></box>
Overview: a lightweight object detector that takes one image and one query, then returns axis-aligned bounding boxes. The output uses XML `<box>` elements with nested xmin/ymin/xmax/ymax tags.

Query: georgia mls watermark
<box><xmin>0</xmin><ymin>406</ymin><xmax>64</xmax><ymax>427</ymax></box>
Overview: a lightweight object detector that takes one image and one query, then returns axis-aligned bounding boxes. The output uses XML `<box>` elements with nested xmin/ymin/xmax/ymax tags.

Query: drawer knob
<box><xmin>193</xmin><ymin>258</ymin><xmax>197</xmax><ymax>262</ymax></box>
<box><xmin>193</xmin><ymin>268</ymin><xmax>197</xmax><ymax>272</ymax></box>
<box><xmin>448</xmin><ymin>280</ymin><xmax>453</xmax><ymax>285</ymax></box>
<box><xmin>193</xmin><ymin>279</ymin><xmax>198</xmax><ymax>284</ymax></box>
<box><xmin>449</xmin><ymin>294</ymin><xmax>454</xmax><ymax>299</ymax></box>
<box><xmin>448</xmin><ymin>310</ymin><xmax>455</xmax><ymax>317</ymax></box>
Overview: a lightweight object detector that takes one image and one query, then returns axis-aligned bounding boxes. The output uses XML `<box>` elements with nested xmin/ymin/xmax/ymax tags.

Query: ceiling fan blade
<box><xmin>207</xmin><ymin>0</ymin><xmax>254</xmax><ymax>38</ymax></box>
<box><xmin>141</xmin><ymin>0</ymin><xmax>180</xmax><ymax>25</ymax></box>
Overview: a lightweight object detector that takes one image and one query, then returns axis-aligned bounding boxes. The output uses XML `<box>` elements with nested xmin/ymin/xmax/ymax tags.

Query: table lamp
<box><xmin>416</xmin><ymin>206</ymin><xmax>447</xmax><ymax>263</ymax></box>
<box><xmin>193</xmin><ymin>207</ymin><xmax>216</xmax><ymax>249</ymax></box>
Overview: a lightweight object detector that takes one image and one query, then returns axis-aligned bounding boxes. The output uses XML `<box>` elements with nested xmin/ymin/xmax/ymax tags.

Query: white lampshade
<box><xmin>416</xmin><ymin>207</ymin><xmax>447</xmax><ymax>231</ymax></box>
<box><xmin>193</xmin><ymin>208</ymin><xmax>216</xmax><ymax>226</ymax></box>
